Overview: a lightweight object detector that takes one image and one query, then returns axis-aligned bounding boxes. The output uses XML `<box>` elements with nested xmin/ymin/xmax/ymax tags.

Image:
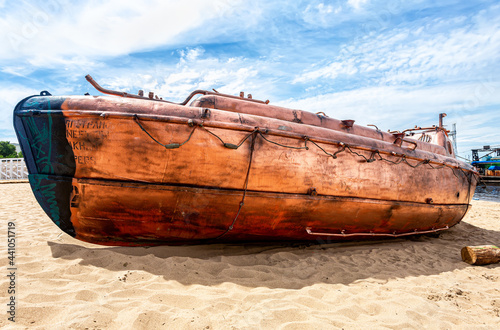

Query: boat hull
<box><xmin>14</xmin><ymin>94</ymin><xmax>478</xmax><ymax>246</ymax></box>
<box><xmin>66</xmin><ymin>177</ymin><xmax>467</xmax><ymax>246</ymax></box>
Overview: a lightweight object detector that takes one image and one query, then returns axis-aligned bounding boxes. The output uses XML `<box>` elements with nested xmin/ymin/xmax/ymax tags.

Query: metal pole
<box><xmin>439</xmin><ymin>113</ymin><xmax>447</xmax><ymax>128</ymax></box>
<box><xmin>451</xmin><ymin>123</ymin><xmax>458</xmax><ymax>155</ymax></box>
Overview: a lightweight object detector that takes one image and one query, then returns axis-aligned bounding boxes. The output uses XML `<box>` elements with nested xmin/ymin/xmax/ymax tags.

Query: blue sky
<box><xmin>1</xmin><ymin>0</ymin><xmax>499</xmax><ymax>159</ymax></box>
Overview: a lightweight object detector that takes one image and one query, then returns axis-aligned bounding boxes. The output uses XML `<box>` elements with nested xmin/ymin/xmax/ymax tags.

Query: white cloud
<box><xmin>0</xmin><ymin>0</ymin><xmax>243</xmax><ymax>64</ymax></box>
<box><xmin>347</xmin><ymin>0</ymin><xmax>370</xmax><ymax>10</ymax></box>
<box><xmin>277</xmin><ymin>82</ymin><xmax>500</xmax><ymax>145</ymax></box>
<box><xmin>180</xmin><ymin>47</ymin><xmax>205</xmax><ymax>62</ymax></box>
<box><xmin>0</xmin><ymin>84</ymin><xmax>39</xmax><ymax>142</ymax></box>
<box><xmin>453</xmin><ymin>110</ymin><xmax>500</xmax><ymax>157</ymax></box>
<box><xmin>316</xmin><ymin>3</ymin><xmax>334</xmax><ymax>14</ymax></box>
<box><xmin>294</xmin><ymin>8</ymin><xmax>500</xmax><ymax>86</ymax></box>
<box><xmin>84</xmin><ymin>50</ymin><xmax>268</xmax><ymax>104</ymax></box>
<box><xmin>278</xmin><ymin>80</ymin><xmax>500</xmax><ymax>158</ymax></box>
<box><xmin>1</xmin><ymin>65</ymin><xmax>33</xmax><ymax>77</ymax></box>
<box><xmin>293</xmin><ymin>59</ymin><xmax>358</xmax><ymax>83</ymax></box>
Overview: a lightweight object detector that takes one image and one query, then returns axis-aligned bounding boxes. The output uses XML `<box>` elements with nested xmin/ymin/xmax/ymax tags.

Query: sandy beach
<box><xmin>0</xmin><ymin>182</ymin><xmax>499</xmax><ymax>329</ymax></box>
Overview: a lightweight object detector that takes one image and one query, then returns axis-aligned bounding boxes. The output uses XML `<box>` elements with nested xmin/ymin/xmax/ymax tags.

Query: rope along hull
<box><xmin>13</xmin><ymin>94</ymin><xmax>478</xmax><ymax>246</ymax></box>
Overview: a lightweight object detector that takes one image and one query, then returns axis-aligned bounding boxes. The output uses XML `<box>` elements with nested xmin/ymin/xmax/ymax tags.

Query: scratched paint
<box><xmin>23</xmin><ymin>98</ymin><xmax>55</xmax><ymax>175</ymax></box>
<box><xmin>12</xmin><ymin>93</ymin><xmax>478</xmax><ymax>246</ymax></box>
<box><xmin>29</xmin><ymin>175</ymin><xmax>61</xmax><ymax>226</ymax></box>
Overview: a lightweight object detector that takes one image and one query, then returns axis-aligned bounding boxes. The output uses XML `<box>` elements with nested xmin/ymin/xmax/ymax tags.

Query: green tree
<box><xmin>0</xmin><ymin>141</ymin><xmax>18</xmax><ymax>158</ymax></box>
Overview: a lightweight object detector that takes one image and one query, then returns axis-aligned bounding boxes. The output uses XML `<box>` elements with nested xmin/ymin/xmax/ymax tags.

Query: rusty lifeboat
<box><xmin>13</xmin><ymin>75</ymin><xmax>478</xmax><ymax>246</ymax></box>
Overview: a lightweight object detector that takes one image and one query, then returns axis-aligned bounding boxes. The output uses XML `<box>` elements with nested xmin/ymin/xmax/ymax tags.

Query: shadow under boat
<box><xmin>48</xmin><ymin>220</ymin><xmax>500</xmax><ymax>290</ymax></box>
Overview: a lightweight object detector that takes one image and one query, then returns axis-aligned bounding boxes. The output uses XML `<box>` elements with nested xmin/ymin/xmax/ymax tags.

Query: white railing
<box><xmin>0</xmin><ymin>158</ymin><xmax>28</xmax><ymax>180</ymax></box>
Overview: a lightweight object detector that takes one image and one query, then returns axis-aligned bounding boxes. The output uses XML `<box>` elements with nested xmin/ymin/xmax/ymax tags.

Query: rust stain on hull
<box><xmin>70</xmin><ymin>178</ymin><xmax>469</xmax><ymax>246</ymax></box>
<box><xmin>13</xmin><ymin>87</ymin><xmax>478</xmax><ymax>246</ymax></box>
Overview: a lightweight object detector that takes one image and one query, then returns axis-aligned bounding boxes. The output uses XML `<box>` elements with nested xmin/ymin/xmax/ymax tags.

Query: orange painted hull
<box><xmin>14</xmin><ymin>92</ymin><xmax>478</xmax><ymax>246</ymax></box>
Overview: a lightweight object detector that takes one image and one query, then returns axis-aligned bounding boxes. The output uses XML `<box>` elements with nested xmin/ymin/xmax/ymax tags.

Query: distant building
<box><xmin>12</xmin><ymin>142</ymin><xmax>21</xmax><ymax>153</ymax></box>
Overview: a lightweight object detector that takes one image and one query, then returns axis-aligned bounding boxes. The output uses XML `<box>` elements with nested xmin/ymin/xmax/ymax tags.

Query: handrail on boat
<box><xmin>305</xmin><ymin>226</ymin><xmax>450</xmax><ymax>238</ymax></box>
<box><xmin>393</xmin><ymin>136</ymin><xmax>418</xmax><ymax>150</ymax></box>
<box><xmin>85</xmin><ymin>74</ymin><xmax>269</xmax><ymax>106</ymax></box>
<box><xmin>389</xmin><ymin>126</ymin><xmax>449</xmax><ymax>135</ymax></box>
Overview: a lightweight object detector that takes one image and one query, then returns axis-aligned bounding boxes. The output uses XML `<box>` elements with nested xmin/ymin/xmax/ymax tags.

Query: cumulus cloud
<box><xmin>91</xmin><ymin>48</ymin><xmax>268</xmax><ymax>103</ymax></box>
<box><xmin>0</xmin><ymin>0</ymin><xmax>243</xmax><ymax>63</ymax></box>
<box><xmin>347</xmin><ymin>0</ymin><xmax>370</xmax><ymax>10</ymax></box>
<box><xmin>278</xmin><ymin>82</ymin><xmax>500</xmax><ymax>156</ymax></box>
<box><xmin>279</xmin><ymin>83</ymin><xmax>500</xmax><ymax>125</ymax></box>
<box><xmin>294</xmin><ymin>7</ymin><xmax>500</xmax><ymax>87</ymax></box>
<box><xmin>0</xmin><ymin>84</ymin><xmax>39</xmax><ymax>142</ymax></box>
